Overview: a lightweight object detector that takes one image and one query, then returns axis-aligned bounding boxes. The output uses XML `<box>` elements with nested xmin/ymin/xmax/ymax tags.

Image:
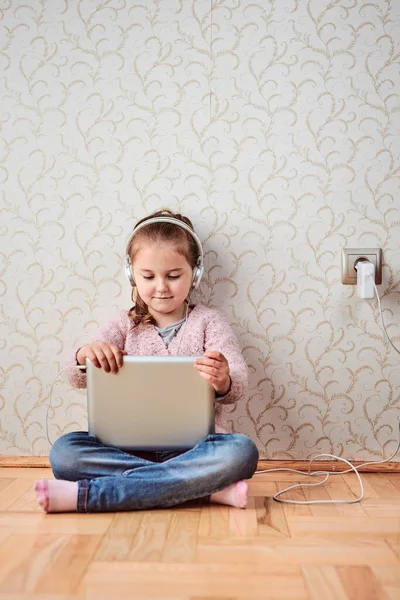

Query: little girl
<box><xmin>35</xmin><ymin>209</ymin><xmax>259</xmax><ymax>513</ymax></box>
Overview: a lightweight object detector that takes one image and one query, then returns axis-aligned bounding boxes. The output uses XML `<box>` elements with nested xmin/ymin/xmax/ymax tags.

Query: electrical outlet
<box><xmin>341</xmin><ymin>248</ymin><xmax>382</xmax><ymax>285</ymax></box>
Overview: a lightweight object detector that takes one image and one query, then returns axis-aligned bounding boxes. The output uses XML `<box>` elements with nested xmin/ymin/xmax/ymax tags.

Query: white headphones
<box><xmin>124</xmin><ymin>216</ymin><xmax>204</xmax><ymax>291</ymax></box>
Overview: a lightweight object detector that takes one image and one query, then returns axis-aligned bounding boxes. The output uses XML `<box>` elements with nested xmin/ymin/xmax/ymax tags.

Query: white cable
<box><xmin>175</xmin><ymin>293</ymin><xmax>192</xmax><ymax>356</ymax></box>
<box><xmin>255</xmin><ymin>420</ymin><xmax>400</xmax><ymax>504</ymax></box>
<box><xmin>369</xmin><ymin>272</ymin><xmax>400</xmax><ymax>355</ymax></box>
<box><xmin>254</xmin><ymin>273</ymin><xmax>400</xmax><ymax>504</ymax></box>
<box><xmin>271</xmin><ymin>456</ymin><xmax>365</xmax><ymax>505</ymax></box>
<box><xmin>46</xmin><ymin>365</ymin><xmax>86</xmax><ymax>446</ymax></box>
<box><xmin>46</xmin><ymin>277</ymin><xmax>399</xmax><ymax>504</ymax></box>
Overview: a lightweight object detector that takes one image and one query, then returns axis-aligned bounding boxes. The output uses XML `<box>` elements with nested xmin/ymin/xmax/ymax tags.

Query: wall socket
<box><xmin>341</xmin><ymin>248</ymin><xmax>382</xmax><ymax>285</ymax></box>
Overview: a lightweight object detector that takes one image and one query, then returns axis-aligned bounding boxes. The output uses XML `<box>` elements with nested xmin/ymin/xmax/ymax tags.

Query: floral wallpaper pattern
<box><xmin>1</xmin><ymin>0</ymin><xmax>399</xmax><ymax>459</ymax></box>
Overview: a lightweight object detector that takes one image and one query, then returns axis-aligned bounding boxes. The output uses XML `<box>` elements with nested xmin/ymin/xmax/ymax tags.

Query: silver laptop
<box><xmin>86</xmin><ymin>356</ymin><xmax>215</xmax><ymax>451</ymax></box>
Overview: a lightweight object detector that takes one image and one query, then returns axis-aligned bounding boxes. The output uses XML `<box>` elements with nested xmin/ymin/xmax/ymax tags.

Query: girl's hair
<box><xmin>127</xmin><ymin>209</ymin><xmax>199</xmax><ymax>327</ymax></box>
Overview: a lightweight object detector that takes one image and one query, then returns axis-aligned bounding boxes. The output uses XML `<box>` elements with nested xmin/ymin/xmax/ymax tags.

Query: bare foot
<box><xmin>34</xmin><ymin>479</ymin><xmax>78</xmax><ymax>513</ymax></box>
<box><xmin>210</xmin><ymin>480</ymin><xmax>248</xmax><ymax>509</ymax></box>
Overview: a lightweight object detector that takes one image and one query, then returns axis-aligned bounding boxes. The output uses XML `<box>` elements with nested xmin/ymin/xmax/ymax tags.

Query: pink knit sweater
<box><xmin>66</xmin><ymin>304</ymin><xmax>248</xmax><ymax>434</ymax></box>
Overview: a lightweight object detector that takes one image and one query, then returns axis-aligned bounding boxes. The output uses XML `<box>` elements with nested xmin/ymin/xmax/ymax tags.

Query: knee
<box><xmin>49</xmin><ymin>431</ymin><xmax>87</xmax><ymax>480</ymax></box>
<box><xmin>219</xmin><ymin>434</ymin><xmax>259</xmax><ymax>480</ymax></box>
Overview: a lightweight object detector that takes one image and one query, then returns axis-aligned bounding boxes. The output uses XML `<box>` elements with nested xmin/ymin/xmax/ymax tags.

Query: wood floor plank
<box><xmin>161</xmin><ymin>510</ymin><xmax>199</xmax><ymax>563</ymax></box>
<box><xmin>0</xmin><ymin>530</ymin><xmax>10</xmax><ymax>547</ymax></box>
<box><xmin>279</xmin><ymin>483</ymin><xmax>312</xmax><ymax>517</ymax></box>
<box><xmin>301</xmin><ymin>566</ymin><xmax>349</xmax><ymax>600</ymax></box>
<box><xmin>324</xmin><ymin>479</ymin><xmax>367</xmax><ymax>516</ymax></box>
<box><xmin>93</xmin><ymin>511</ymin><xmax>145</xmax><ymax>561</ymax></box>
<box><xmin>0</xmin><ymin>480</ymin><xmax>36</xmax><ymax>511</ymax></box>
<box><xmin>79</xmin><ymin>562</ymin><xmax>307</xmax><ymax>599</ymax></box>
<box><xmin>0</xmin><ymin>479</ymin><xmax>14</xmax><ymax>492</ymax></box>
<box><xmin>247</xmin><ymin>480</ymin><xmax>281</xmax><ymax>496</ymax></box>
<box><xmin>0</xmin><ymin>534</ymin><xmax>69</xmax><ymax>593</ymax></box>
<box><xmin>362</xmin><ymin>498</ymin><xmax>400</xmax><ymax>518</ymax></box>
<box><xmin>228</xmin><ymin>497</ymin><xmax>258</xmax><ymax>538</ymax></box>
<box><xmin>337</xmin><ymin>566</ymin><xmax>387</xmax><ymax>600</ymax></box>
<box><xmin>365</xmin><ymin>474</ymin><xmax>400</xmax><ymax>499</ymax></box>
<box><xmin>385</xmin><ymin>538</ymin><xmax>400</xmax><ymax>562</ymax></box>
<box><xmin>35</xmin><ymin>535</ymin><xmax>102</xmax><ymax>594</ymax></box>
<box><xmin>8</xmin><ymin>487</ymin><xmax>43</xmax><ymax>513</ymax></box>
<box><xmin>0</xmin><ymin>594</ymin><xmax>79</xmax><ymax>600</ymax></box>
<box><xmin>0</xmin><ymin>535</ymin><xmax>39</xmax><ymax>584</ymax></box>
<box><xmin>383</xmin><ymin>586</ymin><xmax>400</xmax><ymax>600</ymax></box>
<box><xmin>287</xmin><ymin>516</ymin><xmax>400</xmax><ymax>536</ymax></box>
<box><xmin>303</xmin><ymin>482</ymin><xmax>340</xmax><ymax>517</ymax></box>
<box><xmin>372</xmin><ymin>566</ymin><xmax>400</xmax><ymax>586</ymax></box>
<box><xmin>341</xmin><ymin>472</ymin><xmax>380</xmax><ymax>499</ymax></box>
<box><xmin>275</xmin><ymin>538</ymin><xmax>398</xmax><ymax>567</ymax></box>
<box><xmin>385</xmin><ymin>473</ymin><xmax>400</xmax><ymax>492</ymax></box>
<box><xmin>0</xmin><ymin>513</ymin><xmax>113</xmax><ymax>535</ymax></box>
<box><xmin>255</xmin><ymin>495</ymin><xmax>290</xmax><ymax>538</ymax></box>
<box><xmin>196</xmin><ymin>537</ymin><xmax>398</xmax><ymax>566</ymax></box>
<box><xmin>126</xmin><ymin>510</ymin><xmax>174</xmax><ymax>562</ymax></box>
<box><xmin>197</xmin><ymin>504</ymin><xmax>230</xmax><ymax>541</ymax></box>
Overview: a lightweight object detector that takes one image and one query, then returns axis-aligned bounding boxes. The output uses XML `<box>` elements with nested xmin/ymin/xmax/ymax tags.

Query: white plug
<box><xmin>355</xmin><ymin>260</ymin><xmax>375</xmax><ymax>299</ymax></box>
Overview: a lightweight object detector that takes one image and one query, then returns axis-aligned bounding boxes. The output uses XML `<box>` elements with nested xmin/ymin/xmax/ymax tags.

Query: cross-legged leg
<box><xmin>36</xmin><ymin>431</ymin><xmax>159</xmax><ymax>512</ymax></box>
<box><xmin>35</xmin><ymin>432</ymin><xmax>259</xmax><ymax>513</ymax></box>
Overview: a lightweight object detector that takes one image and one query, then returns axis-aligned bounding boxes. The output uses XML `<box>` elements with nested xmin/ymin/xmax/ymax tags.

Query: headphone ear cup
<box><xmin>191</xmin><ymin>265</ymin><xmax>204</xmax><ymax>290</ymax></box>
<box><xmin>125</xmin><ymin>256</ymin><xmax>136</xmax><ymax>287</ymax></box>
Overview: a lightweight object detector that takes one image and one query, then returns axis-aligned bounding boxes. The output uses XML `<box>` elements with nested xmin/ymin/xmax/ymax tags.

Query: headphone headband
<box><xmin>124</xmin><ymin>215</ymin><xmax>204</xmax><ymax>290</ymax></box>
<box><xmin>125</xmin><ymin>216</ymin><xmax>204</xmax><ymax>265</ymax></box>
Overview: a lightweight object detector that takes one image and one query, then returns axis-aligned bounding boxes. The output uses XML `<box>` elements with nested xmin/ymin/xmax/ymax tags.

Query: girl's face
<box><xmin>132</xmin><ymin>242</ymin><xmax>193</xmax><ymax>321</ymax></box>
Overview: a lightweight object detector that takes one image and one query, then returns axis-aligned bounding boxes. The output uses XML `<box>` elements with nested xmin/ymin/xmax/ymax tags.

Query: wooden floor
<box><xmin>0</xmin><ymin>468</ymin><xmax>399</xmax><ymax>599</ymax></box>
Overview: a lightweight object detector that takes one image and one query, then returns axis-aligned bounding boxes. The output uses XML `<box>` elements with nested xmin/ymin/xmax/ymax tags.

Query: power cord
<box><xmin>45</xmin><ymin>365</ymin><xmax>86</xmax><ymax>446</ymax></box>
<box><xmin>255</xmin><ymin>422</ymin><xmax>400</xmax><ymax>504</ymax></box>
<box><xmin>256</xmin><ymin>274</ymin><xmax>400</xmax><ymax>504</ymax></box>
<box><xmin>369</xmin><ymin>272</ymin><xmax>400</xmax><ymax>356</ymax></box>
<box><xmin>175</xmin><ymin>293</ymin><xmax>193</xmax><ymax>356</ymax></box>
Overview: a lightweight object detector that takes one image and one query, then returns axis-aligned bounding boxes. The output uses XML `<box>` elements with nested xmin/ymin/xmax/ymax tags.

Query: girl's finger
<box><xmin>197</xmin><ymin>370</ymin><xmax>217</xmax><ymax>384</ymax></box>
<box><xmin>117</xmin><ymin>351</ymin><xmax>127</xmax><ymax>367</ymax></box>
<box><xmin>95</xmin><ymin>349</ymin><xmax>111</xmax><ymax>373</ymax></box>
<box><xmin>195</xmin><ymin>357</ymin><xmax>220</xmax><ymax>369</ymax></box>
<box><xmin>195</xmin><ymin>367</ymin><xmax>222</xmax><ymax>386</ymax></box>
<box><xmin>194</xmin><ymin>363</ymin><xmax>219</xmax><ymax>374</ymax></box>
<box><xmin>103</xmin><ymin>347</ymin><xmax>119</xmax><ymax>374</ymax></box>
<box><xmin>195</xmin><ymin>364</ymin><xmax>220</xmax><ymax>377</ymax></box>
<box><xmin>196</xmin><ymin>363</ymin><xmax>229</xmax><ymax>377</ymax></box>
<box><xmin>112</xmin><ymin>348</ymin><xmax>125</xmax><ymax>369</ymax></box>
<box><xmin>87</xmin><ymin>350</ymin><xmax>101</xmax><ymax>369</ymax></box>
<box><xmin>204</xmin><ymin>351</ymin><xmax>225</xmax><ymax>362</ymax></box>
<box><xmin>109</xmin><ymin>345</ymin><xmax>126</xmax><ymax>367</ymax></box>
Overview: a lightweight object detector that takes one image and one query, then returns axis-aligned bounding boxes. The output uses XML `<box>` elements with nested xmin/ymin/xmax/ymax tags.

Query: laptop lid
<box><xmin>86</xmin><ymin>356</ymin><xmax>215</xmax><ymax>451</ymax></box>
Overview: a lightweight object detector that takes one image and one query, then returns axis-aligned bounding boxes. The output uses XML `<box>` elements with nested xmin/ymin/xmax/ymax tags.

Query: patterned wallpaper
<box><xmin>1</xmin><ymin>0</ymin><xmax>399</xmax><ymax>460</ymax></box>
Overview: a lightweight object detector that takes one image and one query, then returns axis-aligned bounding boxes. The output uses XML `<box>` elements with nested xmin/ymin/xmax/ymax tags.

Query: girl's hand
<box><xmin>194</xmin><ymin>351</ymin><xmax>231</xmax><ymax>396</ymax></box>
<box><xmin>76</xmin><ymin>342</ymin><xmax>127</xmax><ymax>374</ymax></box>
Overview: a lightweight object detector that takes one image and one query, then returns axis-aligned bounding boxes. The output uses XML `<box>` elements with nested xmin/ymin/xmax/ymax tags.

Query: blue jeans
<box><xmin>49</xmin><ymin>432</ymin><xmax>259</xmax><ymax>512</ymax></box>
